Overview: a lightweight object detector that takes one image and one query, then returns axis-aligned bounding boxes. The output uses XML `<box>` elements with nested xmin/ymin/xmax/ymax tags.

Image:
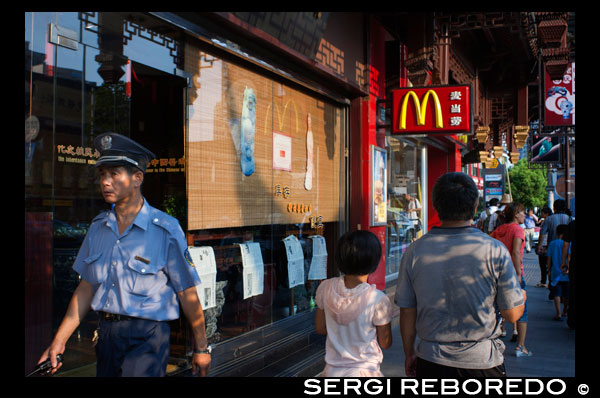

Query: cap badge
<box><xmin>100</xmin><ymin>135</ymin><xmax>112</xmax><ymax>150</ymax></box>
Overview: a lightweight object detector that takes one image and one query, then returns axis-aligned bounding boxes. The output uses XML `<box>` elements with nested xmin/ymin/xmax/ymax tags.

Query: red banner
<box><xmin>392</xmin><ymin>85</ymin><xmax>471</xmax><ymax>134</ymax></box>
<box><xmin>544</xmin><ymin>63</ymin><xmax>575</xmax><ymax>126</ymax></box>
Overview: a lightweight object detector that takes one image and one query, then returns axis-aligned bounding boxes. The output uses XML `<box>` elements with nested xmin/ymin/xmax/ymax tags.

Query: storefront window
<box><xmin>385</xmin><ymin>137</ymin><xmax>423</xmax><ymax>279</ymax></box>
<box><xmin>25</xmin><ymin>11</ymin><xmax>347</xmax><ymax>376</ymax></box>
<box><xmin>184</xmin><ymin>41</ymin><xmax>346</xmax><ymax>345</ymax></box>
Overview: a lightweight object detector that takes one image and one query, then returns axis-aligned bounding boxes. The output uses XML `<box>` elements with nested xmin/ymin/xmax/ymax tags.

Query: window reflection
<box><xmin>25</xmin><ymin>11</ymin><xmax>345</xmax><ymax>376</ymax></box>
<box><xmin>385</xmin><ymin>137</ymin><xmax>423</xmax><ymax>278</ymax></box>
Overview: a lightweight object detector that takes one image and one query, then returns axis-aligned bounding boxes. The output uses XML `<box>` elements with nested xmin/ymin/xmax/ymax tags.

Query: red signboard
<box><xmin>544</xmin><ymin>62</ymin><xmax>575</xmax><ymax>126</ymax></box>
<box><xmin>392</xmin><ymin>85</ymin><xmax>472</xmax><ymax>134</ymax></box>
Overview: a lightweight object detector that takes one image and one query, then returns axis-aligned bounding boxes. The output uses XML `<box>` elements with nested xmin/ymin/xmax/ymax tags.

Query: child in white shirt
<box><xmin>315</xmin><ymin>230</ymin><xmax>393</xmax><ymax>377</ymax></box>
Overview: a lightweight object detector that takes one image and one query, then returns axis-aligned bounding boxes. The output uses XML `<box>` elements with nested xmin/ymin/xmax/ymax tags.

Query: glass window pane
<box><xmin>26</xmin><ymin>11</ymin><xmax>347</xmax><ymax>376</ymax></box>
<box><xmin>185</xmin><ymin>41</ymin><xmax>344</xmax><ymax>344</ymax></box>
<box><xmin>385</xmin><ymin>137</ymin><xmax>423</xmax><ymax>278</ymax></box>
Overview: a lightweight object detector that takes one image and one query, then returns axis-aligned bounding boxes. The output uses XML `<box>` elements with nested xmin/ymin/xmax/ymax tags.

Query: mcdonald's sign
<box><xmin>392</xmin><ymin>85</ymin><xmax>472</xmax><ymax>134</ymax></box>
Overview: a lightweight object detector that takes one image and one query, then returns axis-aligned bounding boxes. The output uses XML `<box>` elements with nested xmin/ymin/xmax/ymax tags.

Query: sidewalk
<box><xmin>380</xmin><ymin>251</ymin><xmax>575</xmax><ymax>377</ymax></box>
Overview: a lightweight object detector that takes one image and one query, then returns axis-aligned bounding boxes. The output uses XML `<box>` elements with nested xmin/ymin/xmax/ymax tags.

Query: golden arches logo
<box><xmin>264</xmin><ymin>100</ymin><xmax>299</xmax><ymax>135</ymax></box>
<box><xmin>398</xmin><ymin>90</ymin><xmax>444</xmax><ymax>130</ymax></box>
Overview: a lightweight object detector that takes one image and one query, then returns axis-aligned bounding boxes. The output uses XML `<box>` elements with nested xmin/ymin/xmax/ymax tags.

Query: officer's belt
<box><xmin>99</xmin><ymin>311</ymin><xmax>145</xmax><ymax>322</ymax></box>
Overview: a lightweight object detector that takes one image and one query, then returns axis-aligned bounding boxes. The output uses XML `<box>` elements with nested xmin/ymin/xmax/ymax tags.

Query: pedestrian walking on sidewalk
<box><xmin>524</xmin><ymin>209</ymin><xmax>538</xmax><ymax>253</ymax></box>
<box><xmin>535</xmin><ymin>206</ymin><xmax>553</xmax><ymax>288</ymax></box>
<box><xmin>547</xmin><ymin>224</ymin><xmax>570</xmax><ymax>321</ymax></box>
<box><xmin>562</xmin><ymin>219</ymin><xmax>576</xmax><ymax>330</ymax></box>
<box><xmin>37</xmin><ymin>133</ymin><xmax>211</xmax><ymax>377</ymax></box>
<box><xmin>538</xmin><ymin>199</ymin><xmax>572</xmax><ymax>258</ymax></box>
<box><xmin>315</xmin><ymin>230</ymin><xmax>393</xmax><ymax>377</ymax></box>
<box><xmin>491</xmin><ymin>203</ymin><xmax>532</xmax><ymax>358</ymax></box>
<box><xmin>395</xmin><ymin>172</ymin><xmax>525</xmax><ymax>377</ymax></box>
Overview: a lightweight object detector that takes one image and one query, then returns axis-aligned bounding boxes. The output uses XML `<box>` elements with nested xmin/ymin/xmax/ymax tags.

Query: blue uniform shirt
<box><xmin>73</xmin><ymin>198</ymin><xmax>201</xmax><ymax>321</ymax></box>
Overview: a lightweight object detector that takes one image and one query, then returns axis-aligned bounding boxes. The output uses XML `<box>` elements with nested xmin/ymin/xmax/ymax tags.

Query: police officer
<box><xmin>38</xmin><ymin>133</ymin><xmax>211</xmax><ymax>377</ymax></box>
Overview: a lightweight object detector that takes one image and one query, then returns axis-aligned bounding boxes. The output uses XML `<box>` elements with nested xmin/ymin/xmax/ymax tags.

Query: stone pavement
<box><xmin>380</xmin><ymin>251</ymin><xmax>575</xmax><ymax>377</ymax></box>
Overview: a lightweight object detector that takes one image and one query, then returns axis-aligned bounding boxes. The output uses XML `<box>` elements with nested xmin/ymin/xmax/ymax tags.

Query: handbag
<box><xmin>415</xmin><ymin>219</ymin><xmax>422</xmax><ymax>233</ymax></box>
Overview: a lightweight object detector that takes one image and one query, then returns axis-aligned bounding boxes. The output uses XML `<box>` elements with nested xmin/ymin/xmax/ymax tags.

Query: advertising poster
<box><xmin>544</xmin><ymin>63</ymin><xmax>575</xmax><ymax>126</ymax></box>
<box><xmin>188</xmin><ymin>247</ymin><xmax>217</xmax><ymax>309</ymax></box>
<box><xmin>239</xmin><ymin>242</ymin><xmax>265</xmax><ymax>299</ymax></box>
<box><xmin>371</xmin><ymin>146</ymin><xmax>387</xmax><ymax>226</ymax></box>
<box><xmin>283</xmin><ymin>235</ymin><xmax>305</xmax><ymax>288</ymax></box>
<box><xmin>554</xmin><ymin>170</ymin><xmax>575</xmax><ymax>217</ymax></box>
<box><xmin>530</xmin><ymin>134</ymin><xmax>561</xmax><ymax>164</ymax></box>
<box><xmin>483</xmin><ymin>165</ymin><xmax>504</xmax><ymax>204</ymax></box>
<box><xmin>307</xmin><ymin>235</ymin><xmax>327</xmax><ymax>280</ymax></box>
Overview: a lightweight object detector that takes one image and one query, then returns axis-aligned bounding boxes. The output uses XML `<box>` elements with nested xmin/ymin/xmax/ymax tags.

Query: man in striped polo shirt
<box><xmin>538</xmin><ymin>199</ymin><xmax>573</xmax><ymax>252</ymax></box>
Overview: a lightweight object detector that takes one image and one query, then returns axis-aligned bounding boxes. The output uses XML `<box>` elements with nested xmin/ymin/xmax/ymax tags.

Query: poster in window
<box><xmin>283</xmin><ymin>235</ymin><xmax>305</xmax><ymax>288</ymax></box>
<box><xmin>239</xmin><ymin>242</ymin><xmax>265</xmax><ymax>299</ymax></box>
<box><xmin>371</xmin><ymin>145</ymin><xmax>387</xmax><ymax>226</ymax></box>
<box><xmin>307</xmin><ymin>235</ymin><xmax>327</xmax><ymax>280</ymax></box>
<box><xmin>273</xmin><ymin>131</ymin><xmax>292</xmax><ymax>171</ymax></box>
<box><xmin>188</xmin><ymin>246</ymin><xmax>217</xmax><ymax>309</ymax></box>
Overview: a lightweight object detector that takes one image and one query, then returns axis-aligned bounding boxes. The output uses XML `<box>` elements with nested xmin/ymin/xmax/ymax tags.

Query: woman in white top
<box><xmin>404</xmin><ymin>193</ymin><xmax>422</xmax><ymax>242</ymax></box>
<box><xmin>315</xmin><ymin>230</ymin><xmax>393</xmax><ymax>377</ymax></box>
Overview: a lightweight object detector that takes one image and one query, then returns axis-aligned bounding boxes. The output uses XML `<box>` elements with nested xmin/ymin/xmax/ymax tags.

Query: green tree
<box><xmin>508</xmin><ymin>159</ymin><xmax>547</xmax><ymax>209</ymax></box>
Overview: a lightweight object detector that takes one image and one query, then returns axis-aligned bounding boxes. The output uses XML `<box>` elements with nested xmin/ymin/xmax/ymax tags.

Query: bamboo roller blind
<box><xmin>185</xmin><ymin>44</ymin><xmax>342</xmax><ymax>231</ymax></box>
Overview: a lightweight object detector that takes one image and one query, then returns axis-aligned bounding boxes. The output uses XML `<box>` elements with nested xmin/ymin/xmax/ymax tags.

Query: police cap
<box><xmin>94</xmin><ymin>133</ymin><xmax>156</xmax><ymax>173</ymax></box>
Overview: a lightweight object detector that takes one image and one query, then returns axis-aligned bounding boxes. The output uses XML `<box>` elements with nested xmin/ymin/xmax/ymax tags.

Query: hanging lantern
<box><xmin>475</xmin><ymin>126</ymin><xmax>490</xmax><ymax>145</ymax></box>
<box><xmin>513</xmin><ymin>126</ymin><xmax>530</xmax><ymax>149</ymax></box>
<box><xmin>510</xmin><ymin>151</ymin><xmax>521</xmax><ymax>164</ymax></box>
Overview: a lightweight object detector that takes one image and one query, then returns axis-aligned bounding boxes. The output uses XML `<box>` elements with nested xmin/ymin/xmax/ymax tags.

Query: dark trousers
<box><xmin>416</xmin><ymin>357</ymin><xmax>506</xmax><ymax>378</ymax></box>
<box><xmin>538</xmin><ymin>254</ymin><xmax>548</xmax><ymax>285</ymax></box>
<box><xmin>567</xmin><ymin>266</ymin><xmax>575</xmax><ymax>329</ymax></box>
<box><xmin>95</xmin><ymin>318</ymin><xmax>170</xmax><ymax>377</ymax></box>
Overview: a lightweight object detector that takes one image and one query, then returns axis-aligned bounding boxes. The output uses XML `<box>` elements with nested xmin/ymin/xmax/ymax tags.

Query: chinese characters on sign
<box><xmin>56</xmin><ymin>144</ymin><xmax>100</xmax><ymax>164</ymax></box>
<box><xmin>392</xmin><ymin>85</ymin><xmax>472</xmax><ymax>134</ymax></box>
<box><xmin>274</xmin><ymin>184</ymin><xmax>291</xmax><ymax>199</ymax></box>
<box><xmin>56</xmin><ymin>144</ymin><xmax>185</xmax><ymax>172</ymax></box>
<box><xmin>146</xmin><ymin>156</ymin><xmax>185</xmax><ymax>173</ymax></box>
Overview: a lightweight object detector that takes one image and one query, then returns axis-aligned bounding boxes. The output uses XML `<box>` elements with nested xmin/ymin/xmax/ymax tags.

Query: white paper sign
<box><xmin>308</xmin><ymin>235</ymin><xmax>327</xmax><ymax>280</ymax></box>
<box><xmin>188</xmin><ymin>246</ymin><xmax>217</xmax><ymax>309</ymax></box>
<box><xmin>273</xmin><ymin>132</ymin><xmax>292</xmax><ymax>171</ymax></box>
<box><xmin>239</xmin><ymin>242</ymin><xmax>264</xmax><ymax>299</ymax></box>
<box><xmin>283</xmin><ymin>235</ymin><xmax>305</xmax><ymax>288</ymax></box>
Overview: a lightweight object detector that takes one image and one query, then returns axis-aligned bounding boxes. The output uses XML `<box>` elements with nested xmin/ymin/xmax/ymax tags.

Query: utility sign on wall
<box><xmin>392</xmin><ymin>85</ymin><xmax>472</xmax><ymax>135</ymax></box>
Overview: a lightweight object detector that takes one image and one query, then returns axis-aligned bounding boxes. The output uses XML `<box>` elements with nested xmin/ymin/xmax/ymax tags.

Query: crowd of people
<box><xmin>39</xmin><ymin>143</ymin><xmax>573</xmax><ymax>379</ymax></box>
<box><xmin>315</xmin><ymin>171</ymin><xmax>575</xmax><ymax>378</ymax></box>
